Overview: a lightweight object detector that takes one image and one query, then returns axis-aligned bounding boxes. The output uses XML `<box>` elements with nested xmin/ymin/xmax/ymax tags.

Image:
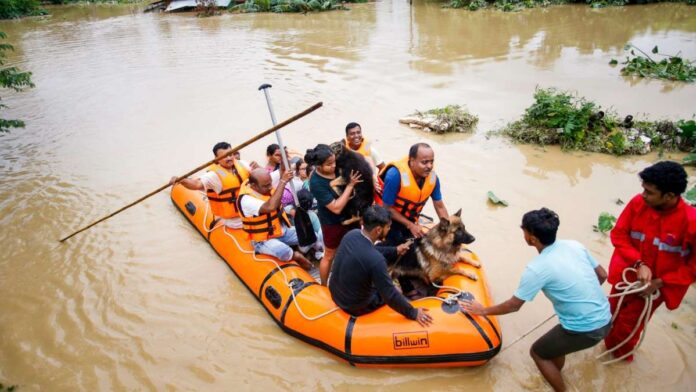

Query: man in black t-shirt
<box><xmin>329</xmin><ymin>206</ymin><xmax>433</xmax><ymax>326</ymax></box>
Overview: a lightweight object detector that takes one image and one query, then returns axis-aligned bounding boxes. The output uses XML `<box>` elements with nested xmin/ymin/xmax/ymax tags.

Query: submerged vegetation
<box><xmin>610</xmin><ymin>44</ymin><xmax>696</xmax><ymax>83</ymax></box>
<box><xmin>499</xmin><ymin>88</ymin><xmax>696</xmax><ymax>155</ymax></box>
<box><xmin>445</xmin><ymin>0</ymin><xmax>695</xmax><ymax>12</ymax></box>
<box><xmin>0</xmin><ymin>32</ymin><xmax>35</xmax><ymax>133</ymax></box>
<box><xmin>399</xmin><ymin>105</ymin><xmax>478</xmax><ymax>134</ymax></box>
<box><xmin>231</xmin><ymin>0</ymin><xmax>365</xmax><ymax>13</ymax></box>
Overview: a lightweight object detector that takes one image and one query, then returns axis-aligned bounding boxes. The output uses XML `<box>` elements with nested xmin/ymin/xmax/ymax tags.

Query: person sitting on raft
<box><xmin>169</xmin><ymin>142</ymin><xmax>256</xmax><ymax>229</ymax></box>
<box><xmin>380</xmin><ymin>142</ymin><xmax>451</xmax><ymax>298</ymax></box>
<box><xmin>329</xmin><ymin>205</ymin><xmax>433</xmax><ymax>327</ymax></box>
<box><xmin>344</xmin><ymin>122</ymin><xmax>385</xmax><ymax>173</ymax></box>
<box><xmin>237</xmin><ymin>168</ymin><xmax>317</xmax><ymax>270</ymax></box>
<box><xmin>461</xmin><ymin>208</ymin><xmax>611</xmax><ymax>392</ymax></box>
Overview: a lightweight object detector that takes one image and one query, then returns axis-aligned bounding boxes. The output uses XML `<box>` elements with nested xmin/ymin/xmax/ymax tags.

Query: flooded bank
<box><xmin>0</xmin><ymin>2</ymin><xmax>694</xmax><ymax>390</ymax></box>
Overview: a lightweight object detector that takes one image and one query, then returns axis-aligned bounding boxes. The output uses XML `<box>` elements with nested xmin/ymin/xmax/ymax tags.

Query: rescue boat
<box><xmin>171</xmin><ymin>184</ymin><xmax>502</xmax><ymax>367</ymax></box>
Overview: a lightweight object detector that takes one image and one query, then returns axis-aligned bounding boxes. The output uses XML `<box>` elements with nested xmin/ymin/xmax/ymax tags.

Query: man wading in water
<box><xmin>604</xmin><ymin>161</ymin><xmax>696</xmax><ymax>361</ymax></box>
<box><xmin>461</xmin><ymin>208</ymin><xmax>611</xmax><ymax>392</ymax></box>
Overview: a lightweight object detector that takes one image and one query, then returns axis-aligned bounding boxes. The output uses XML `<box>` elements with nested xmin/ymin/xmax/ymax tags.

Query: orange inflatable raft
<box><xmin>171</xmin><ymin>184</ymin><xmax>502</xmax><ymax>367</ymax></box>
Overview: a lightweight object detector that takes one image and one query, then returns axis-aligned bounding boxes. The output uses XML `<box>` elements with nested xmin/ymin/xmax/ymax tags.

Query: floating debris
<box><xmin>399</xmin><ymin>105</ymin><xmax>478</xmax><ymax>134</ymax></box>
<box><xmin>487</xmin><ymin>191</ymin><xmax>508</xmax><ymax>207</ymax></box>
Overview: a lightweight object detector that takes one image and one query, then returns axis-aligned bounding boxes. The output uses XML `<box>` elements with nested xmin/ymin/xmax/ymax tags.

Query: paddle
<box><xmin>59</xmin><ymin>102</ymin><xmax>323</xmax><ymax>243</ymax></box>
<box><xmin>259</xmin><ymin>84</ymin><xmax>317</xmax><ymax>247</ymax></box>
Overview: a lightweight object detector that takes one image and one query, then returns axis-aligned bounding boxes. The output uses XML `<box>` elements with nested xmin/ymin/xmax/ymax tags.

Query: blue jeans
<box><xmin>252</xmin><ymin>227</ymin><xmax>323</xmax><ymax>261</ymax></box>
<box><xmin>252</xmin><ymin>227</ymin><xmax>298</xmax><ymax>261</ymax></box>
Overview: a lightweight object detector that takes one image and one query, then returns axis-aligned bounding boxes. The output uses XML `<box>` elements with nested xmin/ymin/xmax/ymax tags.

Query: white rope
<box><xmin>194</xmin><ymin>191</ymin><xmax>338</xmax><ymax>321</ymax></box>
<box><xmin>221</xmin><ymin>225</ymin><xmax>339</xmax><ymax>321</ymax></box>
<box><xmin>596</xmin><ymin>267</ymin><xmax>658</xmax><ymax>365</ymax></box>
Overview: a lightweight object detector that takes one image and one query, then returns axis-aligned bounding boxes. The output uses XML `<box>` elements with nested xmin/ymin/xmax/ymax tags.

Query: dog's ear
<box><xmin>453</xmin><ymin>209</ymin><xmax>462</xmax><ymax>218</ymax></box>
<box><xmin>438</xmin><ymin>218</ymin><xmax>450</xmax><ymax>232</ymax></box>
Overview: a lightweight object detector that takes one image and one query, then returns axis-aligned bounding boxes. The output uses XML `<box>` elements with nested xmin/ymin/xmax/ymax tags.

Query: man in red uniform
<box><xmin>605</xmin><ymin>161</ymin><xmax>696</xmax><ymax>361</ymax></box>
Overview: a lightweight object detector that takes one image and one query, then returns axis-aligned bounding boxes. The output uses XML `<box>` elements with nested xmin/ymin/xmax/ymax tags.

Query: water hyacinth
<box><xmin>610</xmin><ymin>44</ymin><xmax>696</xmax><ymax>83</ymax></box>
<box><xmin>499</xmin><ymin>88</ymin><xmax>696</xmax><ymax>155</ymax></box>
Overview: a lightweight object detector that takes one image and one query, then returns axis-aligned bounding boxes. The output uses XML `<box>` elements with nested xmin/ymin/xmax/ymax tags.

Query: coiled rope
<box><xmin>596</xmin><ymin>267</ymin><xmax>658</xmax><ymax>365</ymax></box>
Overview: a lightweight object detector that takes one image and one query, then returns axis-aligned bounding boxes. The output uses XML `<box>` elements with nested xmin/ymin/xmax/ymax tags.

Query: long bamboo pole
<box><xmin>59</xmin><ymin>102</ymin><xmax>323</xmax><ymax>242</ymax></box>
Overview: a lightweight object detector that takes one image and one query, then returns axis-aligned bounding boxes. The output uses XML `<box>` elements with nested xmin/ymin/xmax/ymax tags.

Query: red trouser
<box><xmin>604</xmin><ymin>286</ymin><xmax>665</xmax><ymax>360</ymax></box>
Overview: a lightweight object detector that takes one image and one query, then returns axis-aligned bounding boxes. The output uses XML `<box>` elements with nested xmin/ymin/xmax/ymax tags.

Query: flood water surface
<box><xmin>0</xmin><ymin>2</ymin><xmax>694</xmax><ymax>390</ymax></box>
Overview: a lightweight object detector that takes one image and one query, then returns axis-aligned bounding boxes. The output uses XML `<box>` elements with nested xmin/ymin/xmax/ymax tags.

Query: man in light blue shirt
<box><xmin>461</xmin><ymin>208</ymin><xmax>611</xmax><ymax>392</ymax></box>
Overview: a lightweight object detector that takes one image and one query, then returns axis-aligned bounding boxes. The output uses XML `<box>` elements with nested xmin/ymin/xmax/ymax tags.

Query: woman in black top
<box><xmin>305</xmin><ymin>144</ymin><xmax>362</xmax><ymax>286</ymax></box>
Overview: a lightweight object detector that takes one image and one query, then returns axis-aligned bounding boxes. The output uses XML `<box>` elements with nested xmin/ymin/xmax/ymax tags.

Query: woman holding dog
<box><xmin>305</xmin><ymin>144</ymin><xmax>363</xmax><ymax>286</ymax></box>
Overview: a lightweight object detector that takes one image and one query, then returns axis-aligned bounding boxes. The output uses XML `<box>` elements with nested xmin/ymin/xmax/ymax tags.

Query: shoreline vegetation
<box><xmin>2</xmin><ymin>0</ymin><xmax>695</xmax><ymax>18</ymax></box>
<box><xmin>446</xmin><ymin>0</ymin><xmax>695</xmax><ymax>12</ymax></box>
<box><xmin>497</xmin><ymin>88</ymin><xmax>696</xmax><ymax>156</ymax></box>
<box><xmin>0</xmin><ymin>0</ymin><xmax>141</xmax><ymax>19</ymax></box>
<box><xmin>0</xmin><ymin>31</ymin><xmax>35</xmax><ymax>133</ymax></box>
<box><xmin>229</xmin><ymin>0</ymin><xmax>366</xmax><ymax>14</ymax></box>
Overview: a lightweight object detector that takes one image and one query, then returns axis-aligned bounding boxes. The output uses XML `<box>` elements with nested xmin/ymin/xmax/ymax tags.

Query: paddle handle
<box><xmin>59</xmin><ymin>101</ymin><xmax>323</xmax><ymax>242</ymax></box>
<box><xmin>259</xmin><ymin>84</ymin><xmax>299</xmax><ymax>205</ymax></box>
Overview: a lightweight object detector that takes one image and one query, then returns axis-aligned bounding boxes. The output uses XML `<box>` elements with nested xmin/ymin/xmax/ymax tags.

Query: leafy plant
<box><xmin>594</xmin><ymin>212</ymin><xmax>616</xmax><ymax>233</ymax></box>
<box><xmin>499</xmin><ymin>87</ymin><xmax>696</xmax><ymax>156</ymax></box>
<box><xmin>0</xmin><ymin>0</ymin><xmax>46</xmax><ymax>19</ymax></box>
<box><xmin>0</xmin><ymin>32</ymin><xmax>35</xmax><ymax>133</ymax></box>
<box><xmin>487</xmin><ymin>191</ymin><xmax>508</xmax><ymax>206</ymax></box>
<box><xmin>231</xmin><ymin>0</ymin><xmax>351</xmax><ymax>13</ymax></box>
<box><xmin>443</xmin><ymin>0</ymin><xmax>692</xmax><ymax>12</ymax></box>
<box><xmin>617</xmin><ymin>44</ymin><xmax>696</xmax><ymax>83</ymax></box>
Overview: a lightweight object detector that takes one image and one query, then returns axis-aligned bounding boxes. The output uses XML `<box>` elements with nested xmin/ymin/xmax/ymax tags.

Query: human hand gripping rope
<box><xmin>596</xmin><ymin>267</ymin><xmax>658</xmax><ymax>365</ymax></box>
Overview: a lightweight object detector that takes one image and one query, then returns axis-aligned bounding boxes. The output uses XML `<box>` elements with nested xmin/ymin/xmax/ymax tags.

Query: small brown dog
<box><xmin>390</xmin><ymin>209</ymin><xmax>480</xmax><ymax>284</ymax></box>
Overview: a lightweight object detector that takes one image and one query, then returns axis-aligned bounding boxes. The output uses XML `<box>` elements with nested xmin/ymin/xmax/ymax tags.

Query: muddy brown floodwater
<box><xmin>0</xmin><ymin>1</ymin><xmax>694</xmax><ymax>390</ymax></box>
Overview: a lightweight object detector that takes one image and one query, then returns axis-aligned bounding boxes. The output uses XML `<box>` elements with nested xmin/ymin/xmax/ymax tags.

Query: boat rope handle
<box><xmin>221</xmin><ymin>226</ymin><xmax>340</xmax><ymax>321</ymax></box>
<box><xmin>192</xmin><ymin>191</ymin><xmax>339</xmax><ymax>321</ymax></box>
<box><xmin>596</xmin><ymin>267</ymin><xmax>657</xmax><ymax>365</ymax></box>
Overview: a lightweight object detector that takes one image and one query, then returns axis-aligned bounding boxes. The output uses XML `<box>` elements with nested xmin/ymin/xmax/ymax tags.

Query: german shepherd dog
<box><xmin>328</xmin><ymin>141</ymin><xmax>375</xmax><ymax>225</ymax></box>
<box><xmin>390</xmin><ymin>210</ymin><xmax>480</xmax><ymax>284</ymax></box>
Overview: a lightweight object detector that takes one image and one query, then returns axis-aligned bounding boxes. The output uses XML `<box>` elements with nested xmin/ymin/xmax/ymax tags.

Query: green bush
<box><xmin>499</xmin><ymin>88</ymin><xmax>696</xmax><ymax>155</ymax></box>
<box><xmin>445</xmin><ymin>0</ymin><xmax>691</xmax><ymax>11</ymax></box>
<box><xmin>0</xmin><ymin>0</ymin><xmax>46</xmax><ymax>19</ymax></box>
<box><xmin>614</xmin><ymin>44</ymin><xmax>696</xmax><ymax>83</ymax></box>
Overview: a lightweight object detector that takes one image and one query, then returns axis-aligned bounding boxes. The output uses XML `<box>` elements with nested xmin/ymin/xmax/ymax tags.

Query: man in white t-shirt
<box><xmin>170</xmin><ymin>142</ymin><xmax>265</xmax><ymax>229</ymax></box>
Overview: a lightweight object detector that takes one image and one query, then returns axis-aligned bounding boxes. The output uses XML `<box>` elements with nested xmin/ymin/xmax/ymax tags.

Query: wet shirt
<box><xmin>514</xmin><ymin>240</ymin><xmax>611</xmax><ymax>332</ymax></box>
<box><xmin>329</xmin><ymin>230</ymin><xmax>417</xmax><ymax>320</ymax></box>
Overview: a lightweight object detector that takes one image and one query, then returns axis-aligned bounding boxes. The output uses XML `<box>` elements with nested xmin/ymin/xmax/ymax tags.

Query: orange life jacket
<box><xmin>379</xmin><ymin>157</ymin><xmax>437</xmax><ymax>223</ymax></box>
<box><xmin>236</xmin><ymin>180</ymin><xmax>291</xmax><ymax>241</ymax></box>
<box><xmin>344</xmin><ymin>137</ymin><xmax>372</xmax><ymax>158</ymax></box>
<box><xmin>206</xmin><ymin>162</ymin><xmax>249</xmax><ymax>219</ymax></box>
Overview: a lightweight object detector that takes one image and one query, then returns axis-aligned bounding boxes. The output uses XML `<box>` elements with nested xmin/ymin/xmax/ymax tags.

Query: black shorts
<box><xmin>532</xmin><ymin>323</ymin><xmax>611</xmax><ymax>360</ymax></box>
